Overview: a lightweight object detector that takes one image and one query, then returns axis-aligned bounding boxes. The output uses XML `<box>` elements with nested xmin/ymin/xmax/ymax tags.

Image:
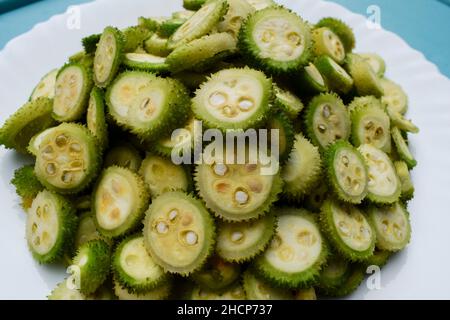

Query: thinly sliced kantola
<box><xmin>93</xmin><ymin>166</ymin><xmax>150</xmax><ymax>238</ymax></box>
<box><xmin>104</xmin><ymin>143</ymin><xmax>142</xmax><ymax>172</ymax></box>
<box><xmin>68</xmin><ymin>51</ymin><xmax>94</xmax><ymax>69</ymax></box>
<box><xmin>143</xmin><ymin>191</ymin><xmax>215</xmax><ymax>275</ymax></box>
<box><xmin>273</xmin><ymin>85</ymin><xmax>304</xmax><ymax>120</ymax></box>
<box><xmin>324</xmin><ymin>140</ymin><xmax>368</xmax><ymax>204</ymax></box>
<box><xmin>86</xmin><ymin>87</ymin><xmax>108</xmax><ymax>150</ymax></box>
<box><xmin>386</xmin><ymin>107</ymin><xmax>419</xmax><ymax>134</ymax></box>
<box><xmin>123</xmin><ymin>53</ymin><xmax>169</xmax><ymax>73</ymax></box>
<box><xmin>318</xmin><ymin>253</ymin><xmax>350</xmax><ymax>293</ymax></box>
<box><xmin>358</xmin><ymin>144</ymin><xmax>401</xmax><ymax>204</ymax></box>
<box><xmin>0</xmin><ymin>97</ymin><xmax>56</xmax><ymax>154</ymax></box>
<box><xmin>360</xmin><ymin>53</ymin><xmax>386</xmax><ymax>77</ymax></box>
<box><xmin>30</xmin><ymin>69</ymin><xmax>58</xmax><ymax>101</ymax></box>
<box><xmin>316</xmin><ymin>17</ymin><xmax>355</xmax><ymax>52</ymax></box>
<box><xmin>139</xmin><ymin>154</ymin><xmax>191</xmax><ymax>198</ymax></box>
<box><xmin>75</xmin><ymin>212</ymin><xmax>103</xmax><ymax>249</ymax></box>
<box><xmin>144</xmin><ymin>33</ymin><xmax>171</xmax><ymax>56</ymax></box>
<box><xmin>166</xmin><ymin>33</ymin><xmax>237</xmax><ymax>73</ymax></box>
<box><xmin>295</xmin><ymin>288</ymin><xmax>317</xmax><ymax>300</ymax></box>
<box><xmin>82</xmin><ymin>33</ymin><xmax>101</xmax><ymax>54</ymax></box>
<box><xmin>154</xmin><ymin>117</ymin><xmax>195</xmax><ymax>158</ymax></box>
<box><xmin>298</xmin><ymin>62</ymin><xmax>328</xmax><ymax>94</ymax></box>
<box><xmin>243</xmin><ymin>270</ymin><xmax>293</xmax><ymax>300</ymax></box>
<box><xmin>369</xmin><ymin>202</ymin><xmax>411</xmax><ymax>252</ymax></box>
<box><xmin>311</xmin><ymin>27</ymin><xmax>346</xmax><ymax>64</ymax></box>
<box><xmin>239</xmin><ymin>6</ymin><xmax>311</xmax><ymax>74</ymax></box>
<box><xmin>282</xmin><ymin>134</ymin><xmax>322</xmax><ymax>200</ymax></box>
<box><xmin>192</xmin><ymin>256</ymin><xmax>241</xmax><ymax>292</ymax></box>
<box><xmin>394</xmin><ymin>161</ymin><xmax>414</xmax><ymax>200</ymax></box>
<box><xmin>254</xmin><ymin>208</ymin><xmax>328</xmax><ymax>288</ymax></box>
<box><xmin>93</xmin><ymin>26</ymin><xmax>123</xmax><ymax>88</ymax></box>
<box><xmin>26</xmin><ymin>190</ymin><xmax>77</xmax><ymax>263</ymax></box>
<box><xmin>168</xmin><ymin>0</ymin><xmax>229</xmax><ymax>49</ymax></box>
<box><xmin>216</xmin><ymin>212</ymin><xmax>276</xmax><ymax>262</ymax></box>
<box><xmin>392</xmin><ymin>126</ymin><xmax>416</xmax><ymax>169</ymax></box>
<box><xmin>123</xmin><ymin>26</ymin><xmax>152</xmax><ymax>52</ymax></box>
<box><xmin>346</xmin><ymin>53</ymin><xmax>384</xmax><ymax>98</ymax></box>
<box><xmin>380</xmin><ymin>78</ymin><xmax>408</xmax><ymax>114</ymax></box>
<box><xmin>48</xmin><ymin>280</ymin><xmax>86</xmax><ymax>300</ymax></box>
<box><xmin>348</xmin><ymin>95</ymin><xmax>383</xmax><ymax>113</ymax></box>
<box><xmin>114</xmin><ymin>277</ymin><xmax>172</xmax><ymax>300</ymax></box>
<box><xmin>320</xmin><ymin>198</ymin><xmax>375</xmax><ymax>261</ymax></box>
<box><xmin>314</xmin><ymin>55</ymin><xmax>354</xmax><ymax>94</ymax></box>
<box><xmin>11</xmin><ymin>165</ymin><xmax>44</xmax><ymax>209</ymax></box>
<box><xmin>267</xmin><ymin>109</ymin><xmax>294</xmax><ymax>163</ymax></box>
<box><xmin>304</xmin><ymin>93</ymin><xmax>351</xmax><ymax>150</ymax></box>
<box><xmin>217</xmin><ymin>0</ymin><xmax>255</xmax><ymax>39</ymax></box>
<box><xmin>189</xmin><ymin>283</ymin><xmax>246</xmax><ymax>300</ymax></box>
<box><xmin>112</xmin><ymin>234</ymin><xmax>169</xmax><ymax>293</ymax></box>
<box><xmin>31</xmin><ymin>123</ymin><xmax>100</xmax><ymax>194</ymax></box>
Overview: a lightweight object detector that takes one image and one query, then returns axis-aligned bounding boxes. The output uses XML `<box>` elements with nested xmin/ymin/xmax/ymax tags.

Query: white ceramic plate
<box><xmin>1</xmin><ymin>0</ymin><xmax>449</xmax><ymax>300</ymax></box>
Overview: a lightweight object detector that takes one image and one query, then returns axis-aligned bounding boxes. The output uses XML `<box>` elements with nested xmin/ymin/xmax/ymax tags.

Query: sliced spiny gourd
<box><xmin>93</xmin><ymin>26</ymin><xmax>123</xmax><ymax>88</ymax></box>
<box><xmin>26</xmin><ymin>190</ymin><xmax>77</xmax><ymax>263</ymax></box>
<box><xmin>154</xmin><ymin>117</ymin><xmax>196</xmax><ymax>158</ymax></box>
<box><xmin>324</xmin><ymin>263</ymin><xmax>365</xmax><ymax>297</ymax></box>
<box><xmin>173</xmin><ymin>10</ymin><xmax>196</xmax><ymax>20</ymax></box>
<box><xmin>139</xmin><ymin>154</ymin><xmax>191</xmax><ymax>198</ymax></box>
<box><xmin>75</xmin><ymin>212</ymin><xmax>103</xmax><ymax>249</ymax></box>
<box><xmin>192</xmin><ymin>68</ymin><xmax>272</xmax><ymax>130</ymax></box>
<box><xmin>104</xmin><ymin>143</ymin><xmax>142</xmax><ymax>172</ymax></box>
<box><xmin>386</xmin><ymin>107</ymin><xmax>419</xmax><ymax>134</ymax></box>
<box><xmin>320</xmin><ymin>198</ymin><xmax>375</xmax><ymax>261</ymax></box>
<box><xmin>112</xmin><ymin>234</ymin><xmax>169</xmax><ymax>293</ymax></box>
<box><xmin>282</xmin><ymin>134</ymin><xmax>321</xmax><ymax>200</ymax></box>
<box><xmin>216</xmin><ymin>211</ymin><xmax>276</xmax><ymax>262</ymax></box>
<box><xmin>166</xmin><ymin>33</ymin><xmax>237</xmax><ymax>73</ymax></box>
<box><xmin>364</xmin><ymin>248</ymin><xmax>391</xmax><ymax>268</ymax></box>
<box><xmin>345</xmin><ymin>53</ymin><xmax>384</xmax><ymax>98</ymax></box>
<box><xmin>106</xmin><ymin>71</ymin><xmax>190</xmax><ymax>139</ymax></box>
<box><xmin>82</xmin><ymin>33</ymin><xmax>101</xmax><ymax>54</ymax></box>
<box><xmin>138</xmin><ymin>16</ymin><xmax>167</xmax><ymax>32</ymax></box>
<box><xmin>86</xmin><ymin>87</ymin><xmax>108</xmax><ymax>150</ymax></box>
<box><xmin>358</xmin><ymin>144</ymin><xmax>401</xmax><ymax>203</ymax></box>
<box><xmin>360</xmin><ymin>53</ymin><xmax>386</xmax><ymax>77</ymax></box>
<box><xmin>143</xmin><ymin>191</ymin><xmax>215</xmax><ymax>275</ymax></box>
<box><xmin>159</xmin><ymin>18</ymin><xmax>186</xmax><ymax>37</ymax></box>
<box><xmin>314</xmin><ymin>55</ymin><xmax>354</xmax><ymax>94</ymax></box>
<box><xmin>254</xmin><ymin>208</ymin><xmax>328</xmax><ymax>288</ymax></box>
<box><xmin>239</xmin><ymin>6</ymin><xmax>311</xmax><ymax>74</ymax></box>
<box><xmin>297</xmin><ymin>62</ymin><xmax>328</xmax><ymax>94</ymax></box>
<box><xmin>394</xmin><ymin>161</ymin><xmax>414</xmax><ymax>200</ymax></box>
<box><xmin>114</xmin><ymin>277</ymin><xmax>172</xmax><ymax>300</ymax></box>
<box><xmin>318</xmin><ymin>253</ymin><xmax>350</xmax><ymax>293</ymax></box>
<box><xmin>123</xmin><ymin>53</ymin><xmax>170</xmax><ymax>73</ymax></box>
<box><xmin>246</xmin><ymin>0</ymin><xmax>275</xmax><ymax>10</ymax></box>
<box><xmin>144</xmin><ymin>33</ymin><xmax>171</xmax><ymax>56</ymax></box>
<box><xmin>325</xmin><ymin>140</ymin><xmax>368</xmax><ymax>204</ymax></box>
<box><xmin>348</xmin><ymin>95</ymin><xmax>383</xmax><ymax>113</ymax></box>
<box><xmin>315</xmin><ymin>17</ymin><xmax>355</xmax><ymax>52</ymax></box>
<box><xmin>168</xmin><ymin>0</ymin><xmax>229</xmax><ymax>49</ymax></box>
<box><xmin>68</xmin><ymin>51</ymin><xmax>94</xmax><ymax>69</ymax></box>
<box><xmin>243</xmin><ymin>270</ymin><xmax>293</xmax><ymax>300</ymax></box>
<box><xmin>304</xmin><ymin>93</ymin><xmax>351</xmax><ymax>150</ymax></box>
<box><xmin>122</xmin><ymin>25</ymin><xmax>152</xmax><ymax>52</ymax></box>
<box><xmin>267</xmin><ymin>109</ymin><xmax>294</xmax><ymax>163</ymax></box>
<box><xmin>391</xmin><ymin>127</ymin><xmax>416</xmax><ymax>169</ymax></box>
<box><xmin>195</xmin><ymin>145</ymin><xmax>282</xmax><ymax>221</ymax></box>
<box><xmin>380</xmin><ymin>78</ymin><xmax>408</xmax><ymax>114</ymax></box>
<box><xmin>350</xmin><ymin>100</ymin><xmax>391</xmax><ymax>153</ymax></box>
<box><xmin>295</xmin><ymin>288</ymin><xmax>317</xmax><ymax>300</ymax></box>
<box><xmin>52</xmin><ymin>63</ymin><xmax>93</xmax><ymax>122</ymax></box>
<box><xmin>93</xmin><ymin>166</ymin><xmax>149</xmax><ymax>238</ymax></box>
<box><xmin>189</xmin><ymin>283</ymin><xmax>246</xmax><ymax>300</ymax></box>
<box><xmin>0</xmin><ymin>97</ymin><xmax>56</xmax><ymax>154</ymax></box>
<box><xmin>273</xmin><ymin>85</ymin><xmax>304</xmax><ymax>120</ymax></box>
<box><xmin>368</xmin><ymin>202</ymin><xmax>411</xmax><ymax>252</ymax></box>
<box><xmin>11</xmin><ymin>164</ymin><xmax>44</xmax><ymax>209</ymax></box>
<box><xmin>192</xmin><ymin>256</ymin><xmax>241</xmax><ymax>292</ymax></box>
<box><xmin>48</xmin><ymin>279</ymin><xmax>86</xmax><ymax>300</ymax></box>
<box><xmin>311</xmin><ymin>27</ymin><xmax>346</xmax><ymax>64</ymax></box>
<box><xmin>304</xmin><ymin>181</ymin><xmax>328</xmax><ymax>212</ymax></box>
<box><xmin>31</xmin><ymin>123</ymin><xmax>100</xmax><ymax>194</ymax></box>
<box><xmin>217</xmin><ymin>0</ymin><xmax>255</xmax><ymax>39</ymax></box>
<box><xmin>183</xmin><ymin>0</ymin><xmax>207</xmax><ymax>11</ymax></box>
<box><xmin>30</xmin><ymin>68</ymin><xmax>58</xmax><ymax>101</ymax></box>
<box><xmin>71</xmin><ymin>239</ymin><xmax>110</xmax><ymax>295</ymax></box>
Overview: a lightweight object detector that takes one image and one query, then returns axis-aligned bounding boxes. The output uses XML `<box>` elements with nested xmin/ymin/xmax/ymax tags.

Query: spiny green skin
<box><xmin>82</xmin><ymin>33</ymin><xmax>101</xmax><ymax>54</ymax></box>
<box><xmin>68</xmin><ymin>52</ymin><xmax>94</xmax><ymax>69</ymax></box>
<box><xmin>191</xmin><ymin>256</ymin><xmax>241</xmax><ymax>292</ymax></box>
<box><xmin>166</xmin><ymin>33</ymin><xmax>237</xmax><ymax>73</ymax></box>
<box><xmin>11</xmin><ymin>165</ymin><xmax>44</xmax><ymax>209</ymax></box>
<box><xmin>363</xmin><ymin>249</ymin><xmax>391</xmax><ymax>268</ymax></box>
<box><xmin>394</xmin><ymin>161</ymin><xmax>415</xmax><ymax>201</ymax></box>
<box><xmin>273</xmin><ymin>85</ymin><xmax>305</xmax><ymax>120</ymax></box>
<box><xmin>314</xmin><ymin>55</ymin><xmax>354</xmax><ymax>94</ymax></box>
<box><xmin>143</xmin><ymin>191</ymin><xmax>216</xmax><ymax>276</ymax></box>
<box><xmin>123</xmin><ymin>54</ymin><xmax>170</xmax><ymax>73</ymax></box>
<box><xmin>297</xmin><ymin>63</ymin><xmax>328</xmax><ymax>94</ymax></box>
<box><xmin>87</xmin><ymin>87</ymin><xmax>109</xmax><ymax>150</ymax></box>
<box><xmin>138</xmin><ymin>17</ymin><xmax>162</xmax><ymax>32</ymax></box>
<box><xmin>319</xmin><ymin>198</ymin><xmax>376</xmax><ymax>261</ymax></box>
<box><xmin>104</xmin><ymin>143</ymin><xmax>142</xmax><ymax>172</ymax></box>
<box><xmin>216</xmin><ymin>212</ymin><xmax>277</xmax><ymax>263</ymax></box>
<box><xmin>0</xmin><ymin>97</ymin><xmax>56</xmax><ymax>154</ymax></box>
<box><xmin>168</xmin><ymin>0</ymin><xmax>229</xmax><ymax>49</ymax></box>
<box><xmin>254</xmin><ymin>209</ymin><xmax>329</xmax><ymax>289</ymax></box>
<box><xmin>304</xmin><ymin>92</ymin><xmax>351</xmax><ymax>151</ymax></box>
<box><xmin>183</xmin><ymin>0</ymin><xmax>206</xmax><ymax>10</ymax></box>
<box><xmin>316</xmin><ymin>17</ymin><xmax>355</xmax><ymax>52</ymax></box>
<box><xmin>72</xmin><ymin>239</ymin><xmax>111</xmax><ymax>295</ymax></box>
<box><xmin>267</xmin><ymin>108</ymin><xmax>295</xmax><ymax>163</ymax></box>
<box><xmin>348</xmin><ymin>95</ymin><xmax>383</xmax><ymax>113</ymax></box>
<box><xmin>112</xmin><ymin>234</ymin><xmax>169</xmax><ymax>293</ymax></box>
<box><xmin>28</xmin><ymin>191</ymin><xmax>78</xmax><ymax>264</ymax></box>
<box><xmin>238</xmin><ymin>6</ymin><xmax>312</xmax><ymax>75</ymax></box>
<box><xmin>94</xmin><ymin>26</ymin><xmax>124</xmax><ymax>88</ymax></box>
<box><xmin>391</xmin><ymin>127</ymin><xmax>417</xmax><ymax>169</ymax></box>
<box><xmin>122</xmin><ymin>26</ymin><xmax>152</xmax><ymax>53</ymax></box>
<box><xmin>345</xmin><ymin>53</ymin><xmax>384</xmax><ymax>98</ymax></box>
<box><xmin>324</xmin><ymin>140</ymin><xmax>368</xmax><ymax>204</ymax></box>
<box><xmin>144</xmin><ymin>33</ymin><xmax>171</xmax><ymax>56</ymax></box>
<box><xmin>159</xmin><ymin>18</ymin><xmax>186</xmax><ymax>37</ymax></box>
<box><xmin>360</xmin><ymin>53</ymin><xmax>386</xmax><ymax>77</ymax></box>
<box><xmin>243</xmin><ymin>270</ymin><xmax>293</xmax><ymax>300</ymax></box>
<box><xmin>113</xmin><ymin>276</ymin><xmax>172</xmax><ymax>300</ymax></box>
<box><xmin>317</xmin><ymin>253</ymin><xmax>350</xmax><ymax>294</ymax></box>
<box><xmin>323</xmin><ymin>263</ymin><xmax>365</xmax><ymax>297</ymax></box>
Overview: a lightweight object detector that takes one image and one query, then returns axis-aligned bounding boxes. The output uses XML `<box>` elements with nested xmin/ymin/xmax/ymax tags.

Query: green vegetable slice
<box><xmin>273</xmin><ymin>85</ymin><xmax>304</xmax><ymax>120</ymax></box>
<box><xmin>143</xmin><ymin>191</ymin><xmax>215</xmax><ymax>275</ymax></box>
<box><xmin>48</xmin><ymin>280</ymin><xmax>86</xmax><ymax>300</ymax></box>
<box><xmin>26</xmin><ymin>190</ymin><xmax>77</xmax><ymax>263</ymax></box>
<box><xmin>11</xmin><ymin>164</ymin><xmax>44</xmax><ymax>209</ymax></box>
<box><xmin>267</xmin><ymin>109</ymin><xmax>294</xmax><ymax>163</ymax></box>
<box><xmin>75</xmin><ymin>212</ymin><xmax>103</xmax><ymax>249</ymax></box>
<box><xmin>315</xmin><ymin>17</ymin><xmax>355</xmax><ymax>52</ymax></box>
<box><xmin>380</xmin><ymin>78</ymin><xmax>408</xmax><ymax>114</ymax></box>
<box><xmin>123</xmin><ymin>53</ymin><xmax>169</xmax><ymax>73</ymax></box>
<box><xmin>144</xmin><ymin>33</ymin><xmax>171</xmax><ymax>56</ymax></box>
<box><xmin>159</xmin><ymin>18</ymin><xmax>186</xmax><ymax>37</ymax></box>
<box><xmin>254</xmin><ymin>208</ymin><xmax>328</xmax><ymax>288</ymax></box>
<box><xmin>360</xmin><ymin>53</ymin><xmax>386</xmax><ymax>77</ymax></box>
<box><xmin>216</xmin><ymin>212</ymin><xmax>276</xmax><ymax>262</ymax></box>
<box><xmin>387</xmin><ymin>107</ymin><xmax>419</xmax><ymax>134</ymax></box>
<box><xmin>314</xmin><ymin>55</ymin><xmax>354</xmax><ymax>94</ymax></box>
<box><xmin>217</xmin><ymin>0</ymin><xmax>255</xmax><ymax>39</ymax></box>
<box><xmin>93</xmin><ymin>166</ymin><xmax>150</xmax><ymax>238</ymax></box>
<box><xmin>345</xmin><ymin>53</ymin><xmax>384</xmax><ymax>98</ymax></box>
<box><xmin>243</xmin><ymin>270</ymin><xmax>293</xmax><ymax>300</ymax></box>
<box><xmin>189</xmin><ymin>283</ymin><xmax>246</xmax><ymax>300</ymax></box>
<box><xmin>297</xmin><ymin>62</ymin><xmax>328</xmax><ymax>94</ymax></box>
<box><xmin>93</xmin><ymin>26</ymin><xmax>123</xmax><ymax>88</ymax></box>
<box><xmin>86</xmin><ymin>87</ymin><xmax>108</xmax><ymax>150</ymax></box>
<box><xmin>358</xmin><ymin>144</ymin><xmax>401</xmax><ymax>204</ymax></box>
<box><xmin>295</xmin><ymin>288</ymin><xmax>317</xmax><ymax>300</ymax></box>
<box><xmin>82</xmin><ymin>33</ymin><xmax>101</xmax><ymax>54</ymax></box>
<box><xmin>320</xmin><ymin>198</ymin><xmax>375</xmax><ymax>261</ymax></box>
<box><xmin>348</xmin><ymin>95</ymin><xmax>383</xmax><ymax>113</ymax></box>
<box><xmin>172</xmin><ymin>10</ymin><xmax>196</xmax><ymax>20</ymax></box>
<box><xmin>183</xmin><ymin>0</ymin><xmax>207</xmax><ymax>10</ymax></box>
<box><xmin>394</xmin><ymin>160</ymin><xmax>414</xmax><ymax>200</ymax></box>
<box><xmin>30</xmin><ymin>68</ymin><xmax>58</xmax><ymax>101</ymax></box>
<box><xmin>114</xmin><ymin>278</ymin><xmax>172</xmax><ymax>300</ymax></box>
<box><xmin>318</xmin><ymin>253</ymin><xmax>350</xmax><ymax>293</ymax></box>
<box><xmin>154</xmin><ymin>117</ymin><xmax>195</xmax><ymax>158</ymax></box>
<box><xmin>311</xmin><ymin>27</ymin><xmax>346</xmax><ymax>63</ymax></box>
<box><xmin>104</xmin><ymin>143</ymin><xmax>142</xmax><ymax>172</ymax></box>
<box><xmin>192</xmin><ymin>256</ymin><xmax>241</xmax><ymax>292</ymax></box>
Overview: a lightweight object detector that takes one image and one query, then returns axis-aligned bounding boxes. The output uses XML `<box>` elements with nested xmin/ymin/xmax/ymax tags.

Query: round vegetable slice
<box><xmin>345</xmin><ymin>53</ymin><xmax>384</xmax><ymax>98</ymax></box>
<box><xmin>189</xmin><ymin>283</ymin><xmax>246</xmax><ymax>300</ymax></box>
<box><xmin>315</xmin><ymin>17</ymin><xmax>355</xmax><ymax>52</ymax></box>
<box><xmin>104</xmin><ymin>143</ymin><xmax>142</xmax><ymax>172</ymax></box>
<box><xmin>360</xmin><ymin>53</ymin><xmax>386</xmax><ymax>77</ymax></box>
<box><xmin>86</xmin><ymin>87</ymin><xmax>108</xmax><ymax>150</ymax></box>
<box><xmin>254</xmin><ymin>208</ymin><xmax>328</xmax><ymax>288</ymax></box>
<box><xmin>238</xmin><ymin>6</ymin><xmax>311</xmax><ymax>74</ymax></box>
<box><xmin>48</xmin><ymin>280</ymin><xmax>86</xmax><ymax>300</ymax></box>
<box><xmin>159</xmin><ymin>18</ymin><xmax>186</xmax><ymax>37</ymax></box>
<box><xmin>123</xmin><ymin>53</ymin><xmax>170</xmax><ymax>73</ymax></box>
<box><xmin>273</xmin><ymin>85</ymin><xmax>304</xmax><ymax>120</ymax></box>
<box><xmin>113</xmin><ymin>277</ymin><xmax>171</xmax><ymax>300</ymax></box>
<box><xmin>314</xmin><ymin>55</ymin><xmax>354</xmax><ymax>94</ymax></box>
<box><xmin>144</xmin><ymin>33</ymin><xmax>171</xmax><ymax>56</ymax></box>
<box><xmin>369</xmin><ymin>202</ymin><xmax>411</xmax><ymax>252</ymax></box>
<box><xmin>348</xmin><ymin>95</ymin><xmax>383</xmax><ymax>113</ymax></box>
<box><xmin>154</xmin><ymin>117</ymin><xmax>195</xmax><ymax>158</ymax></box>
<box><xmin>394</xmin><ymin>160</ymin><xmax>414</xmax><ymax>200</ymax></box>
<box><xmin>216</xmin><ymin>212</ymin><xmax>276</xmax><ymax>262</ymax></box>
<box><xmin>93</xmin><ymin>166</ymin><xmax>150</xmax><ymax>238</ymax></box>
<box><xmin>297</xmin><ymin>62</ymin><xmax>328</xmax><ymax>94</ymax></box>
<box><xmin>358</xmin><ymin>144</ymin><xmax>401</xmax><ymax>204</ymax></box>
<box><xmin>391</xmin><ymin>127</ymin><xmax>417</xmax><ymax>169</ymax></box>
<box><xmin>192</xmin><ymin>67</ymin><xmax>272</xmax><ymax>130</ymax></box>
<box><xmin>243</xmin><ymin>270</ymin><xmax>293</xmax><ymax>300</ymax></box>
<box><xmin>311</xmin><ymin>27</ymin><xmax>346</xmax><ymax>63</ymax></box>
<box><xmin>143</xmin><ymin>191</ymin><xmax>215</xmax><ymax>275</ymax></box>
<box><xmin>295</xmin><ymin>288</ymin><xmax>317</xmax><ymax>300</ymax></box>
<box><xmin>30</xmin><ymin>68</ymin><xmax>58</xmax><ymax>101</ymax></box>
<box><xmin>320</xmin><ymin>198</ymin><xmax>375</xmax><ymax>261</ymax></box>
<box><xmin>26</xmin><ymin>190</ymin><xmax>77</xmax><ymax>263</ymax></box>
<box><xmin>318</xmin><ymin>253</ymin><xmax>350</xmax><ymax>293</ymax></box>
<box><xmin>11</xmin><ymin>164</ymin><xmax>44</xmax><ymax>209</ymax></box>
<box><xmin>217</xmin><ymin>0</ymin><xmax>255</xmax><ymax>39</ymax></box>
<box><xmin>386</xmin><ymin>107</ymin><xmax>419</xmax><ymax>134</ymax></box>
<box><xmin>380</xmin><ymin>78</ymin><xmax>408</xmax><ymax>114</ymax></box>
<box><xmin>192</xmin><ymin>256</ymin><xmax>241</xmax><ymax>292</ymax></box>
<box><xmin>324</xmin><ymin>140</ymin><xmax>368</xmax><ymax>204</ymax></box>
<box><xmin>304</xmin><ymin>93</ymin><xmax>351</xmax><ymax>150</ymax></box>
<box><xmin>93</xmin><ymin>26</ymin><xmax>123</xmax><ymax>87</ymax></box>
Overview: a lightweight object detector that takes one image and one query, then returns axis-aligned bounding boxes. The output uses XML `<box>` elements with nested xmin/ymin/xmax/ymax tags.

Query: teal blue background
<box><xmin>0</xmin><ymin>0</ymin><xmax>449</xmax><ymax>77</ymax></box>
